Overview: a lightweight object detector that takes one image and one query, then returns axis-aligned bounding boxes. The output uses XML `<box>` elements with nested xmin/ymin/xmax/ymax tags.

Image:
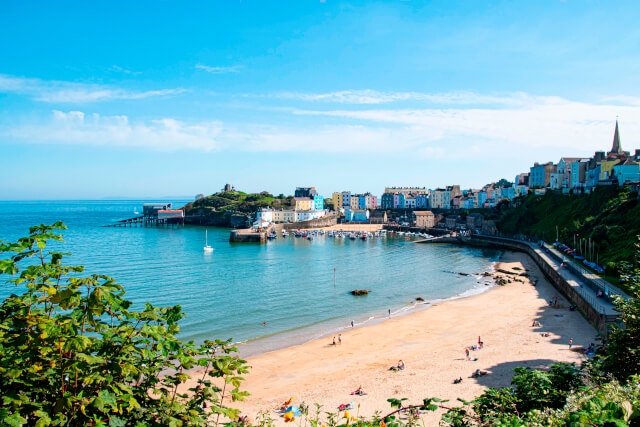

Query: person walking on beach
<box><xmin>332</xmin><ymin>336</ymin><xmax>336</xmax><ymax>345</ymax></box>
<box><xmin>569</xmin><ymin>338</ymin><xmax>573</xmax><ymax>349</ymax></box>
<box><xmin>338</xmin><ymin>334</ymin><xmax>342</xmax><ymax>345</ymax></box>
<box><xmin>388</xmin><ymin>308</ymin><xmax>391</xmax><ymax>318</ymax></box>
<box><xmin>465</xmin><ymin>348</ymin><xmax>470</xmax><ymax>360</ymax></box>
<box><xmin>351</xmin><ymin>320</ymin><xmax>354</xmax><ymax>328</ymax></box>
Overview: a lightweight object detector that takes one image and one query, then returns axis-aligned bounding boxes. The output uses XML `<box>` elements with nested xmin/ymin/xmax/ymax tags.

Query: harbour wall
<box><xmin>273</xmin><ymin>215</ymin><xmax>338</xmax><ymax>231</ymax></box>
<box><xmin>421</xmin><ymin>235</ymin><xmax>611</xmax><ymax>334</ymax></box>
<box><xmin>229</xmin><ymin>225</ymin><xmax>274</xmax><ymax>243</ymax></box>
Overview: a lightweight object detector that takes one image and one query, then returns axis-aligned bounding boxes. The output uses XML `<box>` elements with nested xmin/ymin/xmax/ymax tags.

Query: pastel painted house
<box><xmin>613</xmin><ymin>160</ymin><xmax>640</xmax><ymax>185</ymax></box>
<box><xmin>292</xmin><ymin>197</ymin><xmax>313</xmax><ymax>210</ymax></box>
<box><xmin>344</xmin><ymin>208</ymin><xmax>370</xmax><ymax>223</ymax></box>
<box><xmin>415</xmin><ymin>195</ymin><xmax>429</xmax><ymax>208</ymax></box>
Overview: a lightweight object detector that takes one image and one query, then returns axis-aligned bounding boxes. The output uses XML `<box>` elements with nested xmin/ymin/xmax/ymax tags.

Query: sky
<box><xmin>1</xmin><ymin>0</ymin><xmax>640</xmax><ymax>200</ymax></box>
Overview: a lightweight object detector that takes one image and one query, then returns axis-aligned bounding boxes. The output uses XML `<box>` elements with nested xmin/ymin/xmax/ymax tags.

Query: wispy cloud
<box><xmin>3</xmin><ymin>93</ymin><xmax>640</xmax><ymax>159</ymax></box>
<box><xmin>292</xmin><ymin>95</ymin><xmax>640</xmax><ymax>152</ymax></box>
<box><xmin>195</xmin><ymin>64</ymin><xmax>243</xmax><ymax>74</ymax></box>
<box><xmin>256</xmin><ymin>89</ymin><xmax>535</xmax><ymax>105</ymax></box>
<box><xmin>0</xmin><ymin>74</ymin><xmax>187</xmax><ymax>103</ymax></box>
<box><xmin>7</xmin><ymin>110</ymin><xmax>222</xmax><ymax>151</ymax></box>
<box><xmin>108</xmin><ymin>65</ymin><xmax>142</xmax><ymax>76</ymax></box>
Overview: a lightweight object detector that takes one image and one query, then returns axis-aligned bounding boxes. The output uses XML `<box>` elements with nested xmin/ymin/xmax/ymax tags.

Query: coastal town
<box><xmin>249</xmin><ymin>121</ymin><xmax>639</xmax><ymax>231</ymax></box>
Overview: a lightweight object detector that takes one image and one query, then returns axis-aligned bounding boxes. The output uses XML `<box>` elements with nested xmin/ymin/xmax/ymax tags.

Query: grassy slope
<box><xmin>497</xmin><ymin>187</ymin><xmax>640</xmax><ymax>267</ymax></box>
<box><xmin>181</xmin><ymin>191</ymin><xmax>292</xmax><ymax>215</ymax></box>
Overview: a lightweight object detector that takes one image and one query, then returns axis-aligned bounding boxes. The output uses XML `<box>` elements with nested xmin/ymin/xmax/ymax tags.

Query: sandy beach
<box><xmin>187</xmin><ymin>251</ymin><xmax>597</xmax><ymax>425</ymax></box>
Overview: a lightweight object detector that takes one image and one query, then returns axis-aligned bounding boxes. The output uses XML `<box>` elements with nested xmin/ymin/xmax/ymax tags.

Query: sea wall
<box><xmin>456</xmin><ymin>235</ymin><xmax>609</xmax><ymax>334</ymax></box>
<box><xmin>229</xmin><ymin>229</ymin><xmax>267</xmax><ymax>243</ymax></box>
<box><xmin>273</xmin><ymin>215</ymin><xmax>338</xmax><ymax>231</ymax></box>
<box><xmin>383</xmin><ymin>225</ymin><xmax>451</xmax><ymax>236</ymax></box>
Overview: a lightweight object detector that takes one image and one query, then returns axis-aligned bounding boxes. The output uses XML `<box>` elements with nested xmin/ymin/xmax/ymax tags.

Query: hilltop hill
<box><xmin>181</xmin><ymin>191</ymin><xmax>292</xmax><ymax>227</ymax></box>
<box><xmin>497</xmin><ymin>186</ymin><xmax>640</xmax><ymax>269</ymax></box>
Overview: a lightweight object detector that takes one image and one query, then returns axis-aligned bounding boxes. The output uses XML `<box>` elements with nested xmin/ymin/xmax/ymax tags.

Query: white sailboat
<box><xmin>133</xmin><ymin>206</ymin><xmax>140</xmax><ymax>215</ymax></box>
<box><xmin>204</xmin><ymin>229</ymin><xmax>213</xmax><ymax>252</ymax></box>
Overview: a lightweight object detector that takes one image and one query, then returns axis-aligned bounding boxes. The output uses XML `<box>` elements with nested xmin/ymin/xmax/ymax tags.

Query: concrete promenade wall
<box><xmin>430</xmin><ymin>235</ymin><xmax>609</xmax><ymax>334</ymax></box>
<box><xmin>273</xmin><ymin>215</ymin><xmax>338</xmax><ymax>231</ymax></box>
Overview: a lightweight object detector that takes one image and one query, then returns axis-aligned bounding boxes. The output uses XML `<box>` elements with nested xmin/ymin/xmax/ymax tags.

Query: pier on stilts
<box><xmin>104</xmin><ymin>203</ymin><xmax>185</xmax><ymax>228</ymax></box>
<box><xmin>104</xmin><ymin>216</ymin><xmax>185</xmax><ymax>228</ymax></box>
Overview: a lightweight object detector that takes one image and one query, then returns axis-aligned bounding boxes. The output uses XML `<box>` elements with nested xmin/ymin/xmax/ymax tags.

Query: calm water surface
<box><xmin>0</xmin><ymin>200</ymin><xmax>500</xmax><ymax>356</ymax></box>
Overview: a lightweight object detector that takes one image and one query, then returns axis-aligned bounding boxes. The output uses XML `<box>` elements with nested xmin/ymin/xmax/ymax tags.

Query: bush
<box><xmin>0</xmin><ymin>223</ymin><xmax>248</xmax><ymax>426</ymax></box>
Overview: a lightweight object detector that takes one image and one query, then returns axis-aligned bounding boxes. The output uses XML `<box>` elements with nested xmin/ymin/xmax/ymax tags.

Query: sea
<box><xmin>0</xmin><ymin>200</ymin><xmax>501</xmax><ymax>357</ymax></box>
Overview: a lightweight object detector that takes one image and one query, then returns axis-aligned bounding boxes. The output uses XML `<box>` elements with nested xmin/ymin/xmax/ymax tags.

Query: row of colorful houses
<box><xmin>522</xmin><ymin>122</ymin><xmax>640</xmax><ymax>193</ymax></box>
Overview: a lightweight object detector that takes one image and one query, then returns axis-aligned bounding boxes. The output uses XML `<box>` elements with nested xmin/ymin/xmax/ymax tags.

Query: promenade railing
<box><xmin>473</xmin><ymin>233</ymin><xmax>612</xmax><ymax>316</ymax></box>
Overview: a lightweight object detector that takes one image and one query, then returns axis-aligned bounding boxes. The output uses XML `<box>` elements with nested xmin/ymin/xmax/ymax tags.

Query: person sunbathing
<box><xmin>453</xmin><ymin>377</ymin><xmax>463</xmax><ymax>384</ymax></box>
<box><xmin>351</xmin><ymin>386</ymin><xmax>365</xmax><ymax>395</ymax></box>
<box><xmin>472</xmin><ymin>369</ymin><xmax>488</xmax><ymax>378</ymax></box>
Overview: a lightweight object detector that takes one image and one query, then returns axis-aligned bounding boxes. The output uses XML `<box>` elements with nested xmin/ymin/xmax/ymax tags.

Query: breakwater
<box><xmin>418</xmin><ymin>234</ymin><xmax>620</xmax><ymax>334</ymax></box>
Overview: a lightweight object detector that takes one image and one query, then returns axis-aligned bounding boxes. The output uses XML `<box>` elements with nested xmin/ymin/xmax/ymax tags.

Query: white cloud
<box><xmin>292</xmin><ymin>95</ymin><xmax>640</xmax><ymax>153</ymax></box>
<box><xmin>109</xmin><ymin>65</ymin><xmax>142</xmax><ymax>75</ymax></box>
<box><xmin>0</xmin><ymin>74</ymin><xmax>187</xmax><ymax>103</ymax></box>
<box><xmin>195</xmin><ymin>64</ymin><xmax>242</xmax><ymax>74</ymax></box>
<box><xmin>3</xmin><ymin>92</ymin><xmax>640</xmax><ymax>159</ymax></box>
<box><xmin>258</xmin><ymin>89</ymin><xmax>535</xmax><ymax>105</ymax></box>
<box><xmin>8</xmin><ymin>110</ymin><xmax>222</xmax><ymax>151</ymax></box>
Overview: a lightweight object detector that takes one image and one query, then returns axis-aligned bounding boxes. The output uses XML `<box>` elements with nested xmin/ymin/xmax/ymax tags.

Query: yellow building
<box><xmin>292</xmin><ymin>197</ymin><xmax>313</xmax><ymax>211</ymax></box>
<box><xmin>600</xmin><ymin>159</ymin><xmax>621</xmax><ymax>180</ymax></box>
<box><xmin>272</xmin><ymin>210</ymin><xmax>296</xmax><ymax>223</ymax></box>
<box><xmin>349</xmin><ymin>197</ymin><xmax>359</xmax><ymax>210</ymax></box>
<box><xmin>332</xmin><ymin>192</ymin><xmax>343</xmax><ymax>210</ymax></box>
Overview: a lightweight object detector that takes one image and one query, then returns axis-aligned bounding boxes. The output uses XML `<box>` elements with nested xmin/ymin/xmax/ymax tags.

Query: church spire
<box><xmin>611</xmin><ymin>120</ymin><xmax>622</xmax><ymax>154</ymax></box>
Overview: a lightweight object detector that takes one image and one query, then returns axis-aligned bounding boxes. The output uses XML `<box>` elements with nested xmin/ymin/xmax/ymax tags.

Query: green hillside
<box><xmin>497</xmin><ymin>186</ymin><xmax>640</xmax><ymax>268</ymax></box>
<box><xmin>182</xmin><ymin>191</ymin><xmax>292</xmax><ymax>215</ymax></box>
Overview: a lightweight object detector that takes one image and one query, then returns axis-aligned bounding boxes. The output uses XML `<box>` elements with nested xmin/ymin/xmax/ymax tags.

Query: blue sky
<box><xmin>1</xmin><ymin>0</ymin><xmax>640</xmax><ymax>199</ymax></box>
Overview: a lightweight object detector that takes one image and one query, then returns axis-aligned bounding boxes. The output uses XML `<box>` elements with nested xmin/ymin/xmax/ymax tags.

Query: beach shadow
<box><xmin>469</xmin><ymin>358</ymin><xmax>559</xmax><ymax>388</ymax></box>
<box><xmin>512</xmin><ymin>256</ymin><xmax>600</xmax><ymax>349</ymax></box>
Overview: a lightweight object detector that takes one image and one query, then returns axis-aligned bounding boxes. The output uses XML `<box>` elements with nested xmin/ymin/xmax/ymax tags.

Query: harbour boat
<box><xmin>133</xmin><ymin>207</ymin><xmax>140</xmax><ymax>215</ymax></box>
<box><xmin>307</xmin><ymin>235</ymin><xmax>313</xmax><ymax>240</ymax></box>
<box><xmin>203</xmin><ymin>230</ymin><xmax>213</xmax><ymax>252</ymax></box>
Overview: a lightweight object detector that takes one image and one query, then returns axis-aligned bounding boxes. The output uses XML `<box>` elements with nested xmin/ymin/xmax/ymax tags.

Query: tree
<box><xmin>0</xmin><ymin>223</ymin><xmax>248</xmax><ymax>426</ymax></box>
<box><xmin>599</xmin><ymin>239</ymin><xmax>640</xmax><ymax>382</ymax></box>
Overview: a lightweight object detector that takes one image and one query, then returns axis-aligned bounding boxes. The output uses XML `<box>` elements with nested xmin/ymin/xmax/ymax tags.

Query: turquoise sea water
<box><xmin>0</xmin><ymin>200</ymin><xmax>500</xmax><ymax>356</ymax></box>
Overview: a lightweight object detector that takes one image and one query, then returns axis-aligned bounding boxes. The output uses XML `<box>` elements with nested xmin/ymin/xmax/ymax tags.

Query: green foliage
<box><xmin>599</xmin><ymin>240</ymin><xmax>640</xmax><ymax>382</ymax></box>
<box><xmin>473</xmin><ymin>362</ymin><xmax>580</xmax><ymax>423</ymax></box>
<box><xmin>182</xmin><ymin>191</ymin><xmax>290</xmax><ymax>216</ymax></box>
<box><xmin>497</xmin><ymin>187</ymin><xmax>640</xmax><ymax>267</ymax></box>
<box><xmin>0</xmin><ymin>223</ymin><xmax>249</xmax><ymax>426</ymax></box>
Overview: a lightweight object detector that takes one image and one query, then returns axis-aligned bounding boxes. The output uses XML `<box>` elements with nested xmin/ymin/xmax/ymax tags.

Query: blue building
<box><xmin>500</xmin><ymin>187</ymin><xmax>515</xmax><ymax>200</ymax></box>
<box><xmin>416</xmin><ymin>195</ymin><xmax>429</xmax><ymax>208</ymax></box>
<box><xmin>381</xmin><ymin>193</ymin><xmax>394</xmax><ymax>209</ymax></box>
<box><xmin>477</xmin><ymin>192</ymin><xmax>488</xmax><ymax>206</ymax></box>
<box><xmin>529</xmin><ymin>162</ymin><xmax>556</xmax><ymax>188</ymax></box>
<box><xmin>345</xmin><ymin>208</ymin><xmax>370</xmax><ymax>223</ymax></box>
<box><xmin>313</xmin><ymin>195</ymin><xmax>324</xmax><ymax>210</ymax></box>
